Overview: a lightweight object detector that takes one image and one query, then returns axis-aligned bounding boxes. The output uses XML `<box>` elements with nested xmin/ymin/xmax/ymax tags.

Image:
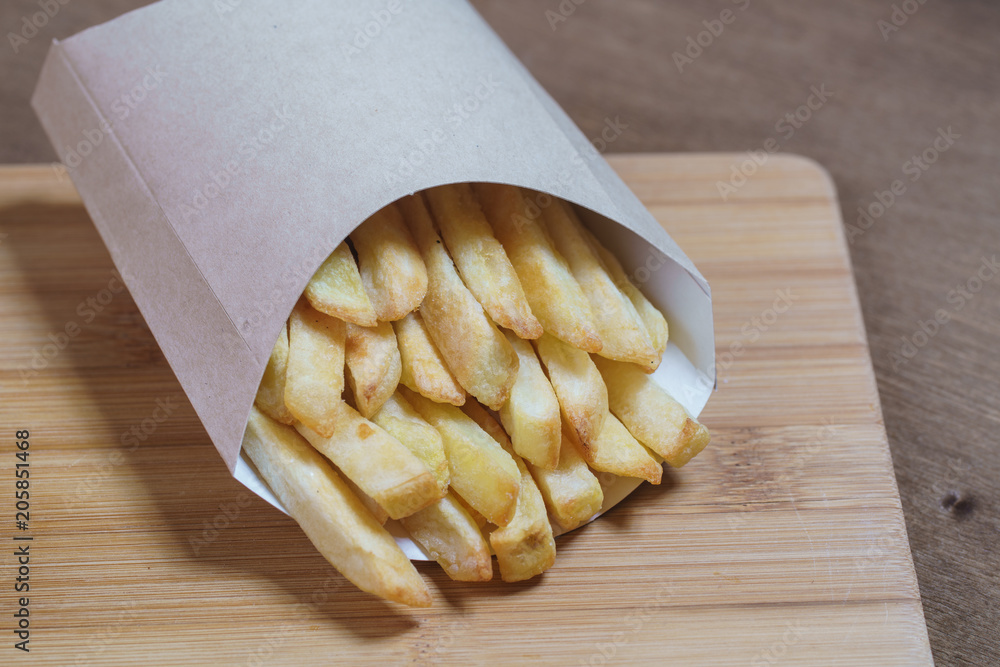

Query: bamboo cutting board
<box><xmin>0</xmin><ymin>155</ymin><xmax>932</xmax><ymax>665</ymax></box>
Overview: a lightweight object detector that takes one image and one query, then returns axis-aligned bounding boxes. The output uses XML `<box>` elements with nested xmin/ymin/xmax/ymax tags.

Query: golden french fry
<box><xmin>526</xmin><ymin>429</ymin><xmax>604</xmax><ymax>532</ymax></box>
<box><xmin>345</xmin><ymin>321</ymin><xmax>401</xmax><ymax>418</ymax></box>
<box><xmin>461</xmin><ymin>401</ymin><xmax>556</xmax><ymax>582</ymax></box>
<box><xmin>393</xmin><ymin>312</ymin><xmax>466</xmax><ymax>407</ymax></box>
<box><xmin>593</xmin><ymin>356</ymin><xmax>711</xmax><ymax>467</ymax></box>
<box><xmin>400</xmin><ymin>387</ymin><xmax>520</xmax><ymax>526</ymax></box>
<box><xmin>424</xmin><ymin>183</ymin><xmax>542</xmax><ymax>339</ymax></box>
<box><xmin>350</xmin><ymin>203</ymin><xmax>428</xmax><ymax>321</ymax></box>
<box><xmin>474</xmin><ymin>183</ymin><xmax>602</xmax><ymax>353</ymax></box>
<box><xmin>565</xmin><ymin>414</ymin><xmax>662</xmax><ymax>485</ymax></box>
<box><xmin>371</xmin><ymin>391</ymin><xmax>450</xmax><ymax>494</ymax></box>
<box><xmin>242</xmin><ymin>406</ymin><xmax>431</xmax><ymax>607</ymax></box>
<box><xmin>397</xmin><ymin>193</ymin><xmax>518</xmax><ymax>410</ymax></box>
<box><xmin>499</xmin><ymin>330</ymin><xmax>561</xmax><ymax>470</ymax></box>
<box><xmin>295</xmin><ymin>402</ymin><xmax>443</xmax><ymax>520</ymax></box>
<box><xmin>254</xmin><ymin>323</ymin><xmax>295</xmax><ymax>424</ymax></box>
<box><xmin>400</xmin><ymin>493</ymin><xmax>493</xmax><ymax>582</ymax></box>
<box><xmin>584</xmin><ymin>227</ymin><xmax>669</xmax><ymax>367</ymax></box>
<box><xmin>453</xmin><ymin>492</ymin><xmax>490</xmax><ymax>531</ymax></box>
<box><xmin>533</xmin><ymin>333</ymin><xmax>608</xmax><ymax>445</ymax></box>
<box><xmin>490</xmin><ymin>468</ymin><xmax>556</xmax><ymax>583</ymax></box>
<box><xmin>540</xmin><ymin>198</ymin><xmax>658</xmax><ymax>370</ymax></box>
<box><xmin>284</xmin><ymin>301</ymin><xmax>346</xmax><ymax>437</ymax></box>
<box><xmin>304</xmin><ymin>241</ymin><xmax>378</xmax><ymax>327</ymax></box>
<box><xmin>342</xmin><ymin>475</ymin><xmax>389</xmax><ymax>525</ymax></box>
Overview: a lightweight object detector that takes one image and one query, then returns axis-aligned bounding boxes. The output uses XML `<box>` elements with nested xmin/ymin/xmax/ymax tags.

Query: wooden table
<box><xmin>1</xmin><ymin>1</ymin><xmax>997</xmax><ymax>664</ymax></box>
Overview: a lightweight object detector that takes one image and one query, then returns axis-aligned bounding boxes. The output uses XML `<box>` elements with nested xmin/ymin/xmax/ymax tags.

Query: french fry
<box><xmin>295</xmin><ymin>402</ymin><xmax>443</xmax><ymax>520</ymax></box>
<box><xmin>564</xmin><ymin>414</ymin><xmax>662</xmax><ymax>485</ymax></box>
<box><xmin>424</xmin><ymin>183</ymin><xmax>542</xmax><ymax>339</ymax></box>
<box><xmin>533</xmin><ymin>333</ymin><xmax>608</xmax><ymax>445</ymax></box>
<box><xmin>499</xmin><ymin>330</ymin><xmax>561</xmax><ymax>470</ymax></box>
<box><xmin>540</xmin><ymin>198</ymin><xmax>659</xmax><ymax>370</ymax></box>
<box><xmin>343</xmin><ymin>475</ymin><xmax>390</xmax><ymax>525</ymax></box>
<box><xmin>399</xmin><ymin>493</ymin><xmax>493</xmax><ymax>582</ymax></box>
<box><xmin>284</xmin><ymin>301</ymin><xmax>346</xmax><ymax>437</ymax></box>
<box><xmin>490</xmin><ymin>468</ymin><xmax>556</xmax><ymax>582</ymax></box>
<box><xmin>584</xmin><ymin>227</ymin><xmax>669</xmax><ymax>366</ymax></box>
<box><xmin>304</xmin><ymin>241</ymin><xmax>378</xmax><ymax>327</ymax></box>
<box><xmin>254</xmin><ymin>323</ymin><xmax>295</xmax><ymax>424</ymax></box>
<box><xmin>593</xmin><ymin>356</ymin><xmax>711</xmax><ymax>467</ymax></box>
<box><xmin>400</xmin><ymin>386</ymin><xmax>520</xmax><ymax>526</ymax></box>
<box><xmin>350</xmin><ymin>203</ymin><xmax>428</xmax><ymax>321</ymax></box>
<box><xmin>345</xmin><ymin>321</ymin><xmax>401</xmax><ymax>418</ymax></box>
<box><xmin>393</xmin><ymin>312</ymin><xmax>466</xmax><ymax>407</ymax></box>
<box><xmin>526</xmin><ymin>429</ymin><xmax>604</xmax><ymax>532</ymax></box>
<box><xmin>462</xmin><ymin>401</ymin><xmax>556</xmax><ymax>582</ymax></box>
<box><xmin>453</xmin><ymin>492</ymin><xmax>490</xmax><ymax>531</ymax></box>
<box><xmin>474</xmin><ymin>183</ymin><xmax>602</xmax><ymax>353</ymax></box>
<box><xmin>371</xmin><ymin>391</ymin><xmax>450</xmax><ymax>494</ymax></box>
<box><xmin>397</xmin><ymin>193</ymin><xmax>518</xmax><ymax>410</ymax></box>
<box><xmin>242</xmin><ymin>406</ymin><xmax>431</xmax><ymax>607</ymax></box>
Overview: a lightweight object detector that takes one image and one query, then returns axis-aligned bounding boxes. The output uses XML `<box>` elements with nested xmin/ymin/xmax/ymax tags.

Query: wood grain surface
<box><xmin>0</xmin><ymin>156</ymin><xmax>932</xmax><ymax>665</ymax></box>
<box><xmin>1</xmin><ymin>3</ymin><xmax>997</xmax><ymax>665</ymax></box>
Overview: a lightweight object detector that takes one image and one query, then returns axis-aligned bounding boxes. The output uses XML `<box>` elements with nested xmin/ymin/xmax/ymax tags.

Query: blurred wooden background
<box><xmin>1</xmin><ymin>1</ymin><xmax>997</xmax><ymax>664</ymax></box>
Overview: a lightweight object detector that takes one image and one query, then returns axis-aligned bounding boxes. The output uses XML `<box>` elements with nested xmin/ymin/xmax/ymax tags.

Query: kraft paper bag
<box><xmin>32</xmin><ymin>0</ymin><xmax>714</xmax><ymax>557</ymax></box>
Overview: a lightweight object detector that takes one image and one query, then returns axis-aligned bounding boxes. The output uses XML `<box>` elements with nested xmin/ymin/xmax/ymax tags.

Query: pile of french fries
<box><xmin>243</xmin><ymin>183</ymin><xmax>710</xmax><ymax>607</ymax></box>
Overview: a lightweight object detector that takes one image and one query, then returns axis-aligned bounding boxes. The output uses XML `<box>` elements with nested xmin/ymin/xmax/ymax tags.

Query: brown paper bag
<box><xmin>32</xmin><ymin>0</ymin><xmax>714</xmax><ymax>558</ymax></box>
